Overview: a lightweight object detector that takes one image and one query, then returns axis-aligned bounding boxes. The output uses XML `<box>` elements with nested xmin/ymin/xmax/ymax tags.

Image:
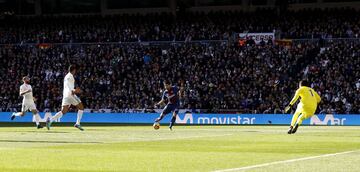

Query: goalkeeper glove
<box><xmin>285</xmin><ymin>104</ymin><xmax>292</xmax><ymax>113</ymax></box>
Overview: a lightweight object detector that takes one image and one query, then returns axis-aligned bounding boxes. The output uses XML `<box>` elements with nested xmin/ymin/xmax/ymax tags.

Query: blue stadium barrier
<box><xmin>0</xmin><ymin>112</ymin><xmax>359</xmax><ymax>126</ymax></box>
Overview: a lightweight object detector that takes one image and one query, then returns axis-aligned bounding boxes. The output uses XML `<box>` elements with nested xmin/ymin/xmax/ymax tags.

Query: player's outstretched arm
<box><xmin>155</xmin><ymin>99</ymin><xmax>165</xmax><ymax>107</ymax></box>
<box><xmin>289</xmin><ymin>89</ymin><xmax>300</xmax><ymax>106</ymax></box>
<box><xmin>285</xmin><ymin>89</ymin><xmax>300</xmax><ymax>113</ymax></box>
<box><xmin>156</xmin><ymin>90</ymin><xmax>168</xmax><ymax>106</ymax></box>
<box><xmin>284</xmin><ymin>105</ymin><xmax>292</xmax><ymax>113</ymax></box>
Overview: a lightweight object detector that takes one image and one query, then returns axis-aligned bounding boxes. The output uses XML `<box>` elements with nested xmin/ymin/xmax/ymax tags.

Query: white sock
<box><xmin>34</xmin><ymin>113</ymin><xmax>41</xmax><ymax>125</ymax></box>
<box><xmin>51</xmin><ymin>111</ymin><xmax>63</xmax><ymax>122</ymax></box>
<box><xmin>14</xmin><ymin>112</ymin><xmax>22</xmax><ymax>116</ymax></box>
<box><xmin>76</xmin><ymin>110</ymin><xmax>83</xmax><ymax>125</ymax></box>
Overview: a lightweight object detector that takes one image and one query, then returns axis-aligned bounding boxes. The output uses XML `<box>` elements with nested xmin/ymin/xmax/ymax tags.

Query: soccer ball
<box><xmin>153</xmin><ymin>122</ymin><xmax>160</xmax><ymax>130</ymax></box>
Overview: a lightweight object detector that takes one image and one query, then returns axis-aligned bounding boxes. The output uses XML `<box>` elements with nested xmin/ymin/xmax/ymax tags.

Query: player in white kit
<box><xmin>11</xmin><ymin>76</ymin><xmax>43</xmax><ymax>129</ymax></box>
<box><xmin>46</xmin><ymin>65</ymin><xmax>85</xmax><ymax>131</ymax></box>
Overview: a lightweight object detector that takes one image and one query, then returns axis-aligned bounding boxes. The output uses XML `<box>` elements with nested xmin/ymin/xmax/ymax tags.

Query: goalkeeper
<box><xmin>285</xmin><ymin>80</ymin><xmax>321</xmax><ymax>134</ymax></box>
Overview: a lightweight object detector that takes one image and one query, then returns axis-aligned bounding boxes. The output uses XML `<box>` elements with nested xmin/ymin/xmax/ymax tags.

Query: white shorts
<box><xmin>21</xmin><ymin>102</ymin><xmax>37</xmax><ymax>112</ymax></box>
<box><xmin>62</xmin><ymin>95</ymin><xmax>82</xmax><ymax>106</ymax></box>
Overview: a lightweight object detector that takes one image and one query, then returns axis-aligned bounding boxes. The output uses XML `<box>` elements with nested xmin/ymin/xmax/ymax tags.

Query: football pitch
<box><xmin>0</xmin><ymin>125</ymin><xmax>359</xmax><ymax>172</ymax></box>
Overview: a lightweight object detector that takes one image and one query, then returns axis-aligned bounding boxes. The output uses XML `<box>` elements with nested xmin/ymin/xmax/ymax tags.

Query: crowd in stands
<box><xmin>0</xmin><ymin>8</ymin><xmax>359</xmax><ymax>114</ymax></box>
<box><xmin>0</xmin><ymin>39</ymin><xmax>359</xmax><ymax>114</ymax></box>
<box><xmin>0</xmin><ymin>8</ymin><xmax>359</xmax><ymax>44</ymax></box>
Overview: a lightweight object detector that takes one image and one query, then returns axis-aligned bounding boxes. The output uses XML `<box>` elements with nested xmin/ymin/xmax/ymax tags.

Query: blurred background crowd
<box><xmin>0</xmin><ymin>8</ymin><xmax>359</xmax><ymax>114</ymax></box>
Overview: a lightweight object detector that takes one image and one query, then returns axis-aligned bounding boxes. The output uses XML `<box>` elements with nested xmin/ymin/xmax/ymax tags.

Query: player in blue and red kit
<box><xmin>154</xmin><ymin>80</ymin><xmax>184</xmax><ymax>130</ymax></box>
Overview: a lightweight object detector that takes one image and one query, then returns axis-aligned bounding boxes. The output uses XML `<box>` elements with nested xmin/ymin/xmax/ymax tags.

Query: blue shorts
<box><xmin>162</xmin><ymin>104</ymin><xmax>179</xmax><ymax>115</ymax></box>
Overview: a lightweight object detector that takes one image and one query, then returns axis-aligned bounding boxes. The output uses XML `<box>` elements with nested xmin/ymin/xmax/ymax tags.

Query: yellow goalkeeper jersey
<box><xmin>289</xmin><ymin>86</ymin><xmax>321</xmax><ymax>111</ymax></box>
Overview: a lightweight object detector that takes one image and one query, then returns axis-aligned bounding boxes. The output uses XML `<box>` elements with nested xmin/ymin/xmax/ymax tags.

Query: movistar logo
<box><xmin>176</xmin><ymin>113</ymin><xmax>193</xmax><ymax>124</ymax></box>
<box><xmin>310</xmin><ymin>114</ymin><xmax>346</xmax><ymax>125</ymax></box>
<box><xmin>33</xmin><ymin>112</ymin><xmax>60</xmax><ymax>122</ymax></box>
<box><xmin>176</xmin><ymin>113</ymin><xmax>255</xmax><ymax>124</ymax></box>
<box><xmin>197</xmin><ymin>116</ymin><xmax>255</xmax><ymax>124</ymax></box>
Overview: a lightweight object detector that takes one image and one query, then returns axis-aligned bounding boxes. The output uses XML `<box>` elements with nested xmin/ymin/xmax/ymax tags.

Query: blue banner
<box><xmin>1</xmin><ymin>112</ymin><xmax>359</xmax><ymax>126</ymax></box>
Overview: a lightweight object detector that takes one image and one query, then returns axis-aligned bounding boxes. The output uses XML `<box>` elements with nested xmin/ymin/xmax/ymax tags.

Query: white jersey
<box><xmin>20</xmin><ymin>83</ymin><xmax>34</xmax><ymax>103</ymax></box>
<box><xmin>63</xmin><ymin>72</ymin><xmax>75</xmax><ymax>98</ymax></box>
<box><xmin>61</xmin><ymin>72</ymin><xmax>82</xmax><ymax>106</ymax></box>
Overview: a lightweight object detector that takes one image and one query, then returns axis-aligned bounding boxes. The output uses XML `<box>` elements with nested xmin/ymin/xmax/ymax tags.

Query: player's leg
<box><xmin>291</xmin><ymin>114</ymin><xmax>304</xmax><ymax>134</ymax></box>
<box><xmin>52</xmin><ymin>106</ymin><xmax>69</xmax><ymax>122</ymax></box>
<box><xmin>296</xmin><ymin>113</ymin><xmax>313</xmax><ymax>125</ymax></box>
<box><xmin>169</xmin><ymin>110</ymin><xmax>178</xmax><ymax>131</ymax></box>
<box><xmin>292</xmin><ymin>112</ymin><xmax>314</xmax><ymax>134</ymax></box>
<box><xmin>11</xmin><ymin>104</ymin><xmax>27</xmax><ymax>120</ymax></box>
<box><xmin>46</xmin><ymin>105</ymin><xmax>70</xmax><ymax>130</ymax></box>
<box><xmin>12</xmin><ymin>111</ymin><xmax>25</xmax><ymax>117</ymax></box>
<box><xmin>11</xmin><ymin>111</ymin><xmax>25</xmax><ymax>120</ymax></box>
<box><xmin>288</xmin><ymin>108</ymin><xmax>302</xmax><ymax>134</ymax></box>
<box><xmin>155</xmin><ymin>112</ymin><xmax>165</xmax><ymax>123</ymax></box>
<box><xmin>47</xmin><ymin>96</ymin><xmax>79</xmax><ymax>130</ymax></box>
<box><xmin>31</xmin><ymin>109</ymin><xmax>43</xmax><ymax>129</ymax></box>
<box><xmin>155</xmin><ymin>105</ymin><xmax>171</xmax><ymax>123</ymax></box>
<box><xmin>74</xmin><ymin>102</ymin><xmax>84</xmax><ymax>131</ymax></box>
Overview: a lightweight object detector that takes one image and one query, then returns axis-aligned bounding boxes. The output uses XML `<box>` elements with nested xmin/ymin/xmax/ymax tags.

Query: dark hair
<box><xmin>68</xmin><ymin>65</ymin><xmax>77</xmax><ymax>72</ymax></box>
<box><xmin>300</xmin><ymin>80</ymin><xmax>310</xmax><ymax>87</ymax></box>
<box><xmin>163</xmin><ymin>80</ymin><xmax>171</xmax><ymax>85</ymax></box>
<box><xmin>22</xmin><ymin>76</ymin><xmax>30</xmax><ymax>81</ymax></box>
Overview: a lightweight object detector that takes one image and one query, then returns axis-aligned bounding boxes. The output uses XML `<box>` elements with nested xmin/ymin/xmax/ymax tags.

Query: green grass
<box><xmin>0</xmin><ymin>125</ymin><xmax>359</xmax><ymax>172</ymax></box>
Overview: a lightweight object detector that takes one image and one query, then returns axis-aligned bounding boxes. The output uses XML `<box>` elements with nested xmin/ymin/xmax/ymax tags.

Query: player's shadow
<box><xmin>12</xmin><ymin>131</ymin><xmax>71</xmax><ymax>133</ymax></box>
<box><xmin>242</xmin><ymin>130</ymin><xmax>260</xmax><ymax>133</ymax></box>
<box><xmin>0</xmin><ymin>140</ymin><xmax>102</xmax><ymax>144</ymax></box>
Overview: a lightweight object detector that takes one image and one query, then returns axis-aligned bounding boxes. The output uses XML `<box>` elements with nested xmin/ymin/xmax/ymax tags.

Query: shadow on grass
<box><xmin>10</xmin><ymin>131</ymin><xmax>71</xmax><ymax>133</ymax></box>
<box><xmin>0</xmin><ymin>140</ymin><xmax>102</xmax><ymax>144</ymax></box>
<box><xmin>242</xmin><ymin>130</ymin><xmax>260</xmax><ymax>133</ymax></box>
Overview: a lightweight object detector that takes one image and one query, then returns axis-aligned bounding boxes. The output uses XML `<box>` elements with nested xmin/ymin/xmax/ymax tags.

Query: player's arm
<box><xmin>155</xmin><ymin>92</ymin><xmax>166</xmax><ymax>107</ymax></box>
<box><xmin>285</xmin><ymin>89</ymin><xmax>300</xmax><ymax>113</ymax></box>
<box><xmin>72</xmin><ymin>87</ymin><xmax>81</xmax><ymax>95</ymax></box>
<box><xmin>65</xmin><ymin>77</ymin><xmax>75</xmax><ymax>95</ymax></box>
<box><xmin>20</xmin><ymin>90</ymin><xmax>31</xmax><ymax>96</ymax></box>
<box><xmin>66</xmin><ymin>77</ymin><xmax>80</xmax><ymax>95</ymax></box>
<box><xmin>156</xmin><ymin>99</ymin><xmax>165</xmax><ymax>106</ymax></box>
<box><xmin>19</xmin><ymin>87</ymin><xmax>32</xmax><ymax>96</ymax></box>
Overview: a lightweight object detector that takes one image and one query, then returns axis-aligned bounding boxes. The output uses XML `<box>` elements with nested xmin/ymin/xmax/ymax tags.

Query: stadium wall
<box><xmin>1</xmin><ymin>112</ymin><xmax>359</xmax><ymax>126</ymax></box>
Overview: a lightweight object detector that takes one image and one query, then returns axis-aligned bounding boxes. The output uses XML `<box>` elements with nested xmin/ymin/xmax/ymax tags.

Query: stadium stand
<box><xmin>0</xmin><ymin>8</ymin><xmax>359</xmax><ymax>114</ymax></box>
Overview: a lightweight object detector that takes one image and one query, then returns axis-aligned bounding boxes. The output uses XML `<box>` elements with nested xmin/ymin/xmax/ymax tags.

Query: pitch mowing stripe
<box><xmin>121</xmin><ymin>133</ymin><xmax>235</xmax><ymax>143</ymax></box>
<box><xmin>213</xmin><ymin>150</ymin><xmax>360</xmax><ymax>172</ymax></box>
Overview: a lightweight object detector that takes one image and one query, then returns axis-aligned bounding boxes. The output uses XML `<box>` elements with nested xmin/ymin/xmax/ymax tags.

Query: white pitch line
<box><xmin>213</xmin><ymin>150</ymin><xmax>360</xmax><ymax>172</ymax></box>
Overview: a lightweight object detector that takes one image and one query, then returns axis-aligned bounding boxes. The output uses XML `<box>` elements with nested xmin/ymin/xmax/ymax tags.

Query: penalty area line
<box><xmin>213</xmin><ymin>149</ymin><xmax>360</xmax><ymax>172</ymax></box>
